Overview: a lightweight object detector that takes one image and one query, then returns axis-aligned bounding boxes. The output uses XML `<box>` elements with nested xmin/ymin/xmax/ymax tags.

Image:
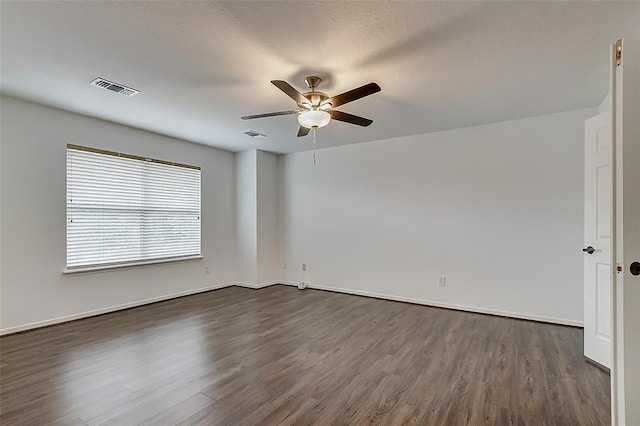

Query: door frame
<box><xmin>609</xmin><ymin>39</ymin><xmax>619</xmax><ymax>426</ymax></box>
<box><xmin>610</xmin><ymin>38</ymin><xmax>640</xmax><ymax>426</ymax></box>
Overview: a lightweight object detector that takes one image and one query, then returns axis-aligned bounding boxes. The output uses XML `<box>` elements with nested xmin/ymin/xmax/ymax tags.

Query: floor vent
<box><xmin>90</xmin><ymin>78</ymin><xmax>140</xmax><ymax>97</ymax></box>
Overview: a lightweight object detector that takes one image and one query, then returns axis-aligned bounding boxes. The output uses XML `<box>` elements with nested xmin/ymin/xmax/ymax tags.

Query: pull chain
<box><xmin>312</xmin><ymin>127</ymin><xmax>317</xmax><ymax>164</ymax></box>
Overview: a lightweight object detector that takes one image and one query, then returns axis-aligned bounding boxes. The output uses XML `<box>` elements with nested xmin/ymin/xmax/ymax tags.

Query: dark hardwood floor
<box><xmin>0</xmin><ymin>285</ymin><xmax>610</xmax><ymax>425</ymax></box>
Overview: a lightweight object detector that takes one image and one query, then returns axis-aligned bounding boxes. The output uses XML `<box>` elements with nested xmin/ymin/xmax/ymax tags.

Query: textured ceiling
<box><xmin>1</xmin><ymin>1</ymin><xmax>639</xmax><ymax>153</ymax></box>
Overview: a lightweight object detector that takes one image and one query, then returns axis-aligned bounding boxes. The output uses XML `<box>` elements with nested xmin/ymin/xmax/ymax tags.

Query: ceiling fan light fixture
<box><xmin>298</xmin><ymin>109</ymin><xmax>331</xmax><ymax>129</ymax></box>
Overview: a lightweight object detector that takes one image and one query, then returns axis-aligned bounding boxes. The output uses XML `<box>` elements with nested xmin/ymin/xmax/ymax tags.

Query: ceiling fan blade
<box><xmin>329</xmin><ymin>82</ymin><xmax>381</xmax><ymax>108</ymax></box>
<box><xmin>330</xmin><ymin>110</ymin><xmax>373</xmax><ymax>127</ymax></box>
<box><xmin>241</xmin><ymin>110</ymin><xmax>300</xmax><ymax>120</ymax></box>
<box><xmin>297</xmin><ymin>126</ymin><xmax>310</xmax><ymax>137</ymax></box>
<box><xmin>271</xmin><ymin>80</ymin><xmax>310</xmax><ymax>106</ymax></box>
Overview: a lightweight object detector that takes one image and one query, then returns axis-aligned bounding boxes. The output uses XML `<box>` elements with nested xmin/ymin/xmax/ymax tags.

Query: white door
<box><xmin>611</xmin><ymin>38</ymin><xmax>640</xmax><ymax>426</ymax></box>
<box><xmin>584</xmin><ymin>113</ymin><xmax>612</xmax><ymax>369</ymax></box>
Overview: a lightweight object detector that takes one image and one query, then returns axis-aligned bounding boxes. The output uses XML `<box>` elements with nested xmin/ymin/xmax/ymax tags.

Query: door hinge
<box><xmin>616</xmin><ymin>39</ymin><xmax>622</xmax><ymax>67</ymax></box>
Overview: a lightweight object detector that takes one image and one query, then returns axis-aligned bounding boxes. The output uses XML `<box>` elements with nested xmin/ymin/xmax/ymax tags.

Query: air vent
<box><xmin>243</xmin><ymin>130</ymin><xmax>267</xmax><ymax>138</ymax></box>
<box><xmin>90</xmin><ymin>78</ymin><xmax>140</xmax><ymax>97</ymax></box>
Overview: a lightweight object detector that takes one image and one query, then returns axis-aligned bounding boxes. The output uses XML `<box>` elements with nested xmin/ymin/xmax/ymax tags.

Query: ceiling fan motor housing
<box><xmin>301</xmin><ymin>92</ymin><xmax>331</xmax><ymax>110</ymax></box>
<box><xmin>300</xmin><ymin>76</ymin><xmax>332</xmax><ymax>110</ymax></box>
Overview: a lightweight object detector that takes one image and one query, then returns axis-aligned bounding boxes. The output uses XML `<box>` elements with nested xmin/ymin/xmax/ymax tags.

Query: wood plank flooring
<box><xmin>0</xmin><ymin>285</ymin><xmax>610</xmax><ymax>425</ymax></box>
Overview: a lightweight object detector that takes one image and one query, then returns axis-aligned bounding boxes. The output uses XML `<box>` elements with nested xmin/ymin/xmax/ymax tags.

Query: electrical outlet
<box><xmin>302</xmin><ymin>263</ymin><xmax>307</xmax><ymax>272</ymax></box>
<box><xmin>283</xmin><ymin>263</ymin><xmax>288</xmax><ymax>270</ymax></box>
<box><xmin>438</xmin><ymin>275</ymin><xmax>446</xmax><ymax>286</ymax></box>
<box><xmin>205</xmin><ymin>267</ymin><xmax>210</xmax><ymax>275</ymax></box>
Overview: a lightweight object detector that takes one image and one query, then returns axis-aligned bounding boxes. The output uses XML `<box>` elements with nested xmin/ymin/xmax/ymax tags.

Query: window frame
<box><xmin>64</xmin><ymin>144</ymin><xmax>202</xmax><ymax>274</ymax></box>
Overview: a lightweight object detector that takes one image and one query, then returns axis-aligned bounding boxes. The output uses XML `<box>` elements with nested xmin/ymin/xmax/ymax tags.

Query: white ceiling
<box><xmin>1</xmin><ymin>1</ymin><xmax>639</xmax><ymax>154</ymax></box>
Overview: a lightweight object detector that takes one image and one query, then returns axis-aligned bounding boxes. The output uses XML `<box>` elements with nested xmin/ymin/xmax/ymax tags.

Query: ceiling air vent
<box><xmin>243</xmin><ymin>130</ymin><xmax>267</xmax><ymax>138</ymax></box>
<box><xmin>90</xmin><ymin>78</ymin><xmax>140</xmax><ymax>97</ymax></box>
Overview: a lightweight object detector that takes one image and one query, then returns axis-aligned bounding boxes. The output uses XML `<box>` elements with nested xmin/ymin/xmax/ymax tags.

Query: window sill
<box><xmin>62</xmin><ymin>255</ymin><xmax>203</xmax><ymax>275</ymax></box>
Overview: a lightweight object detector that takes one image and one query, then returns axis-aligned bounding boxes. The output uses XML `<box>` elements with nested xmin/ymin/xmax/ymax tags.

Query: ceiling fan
<box><xmin>241</xmin><ymin>76</ymin><xmax>381</xmax><ymax>137</ymax></box>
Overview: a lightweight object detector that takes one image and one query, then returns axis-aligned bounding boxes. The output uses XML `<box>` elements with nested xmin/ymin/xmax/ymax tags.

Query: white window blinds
<box><xmin>66</xmin><ymin>145</ymin><xmax>201</xmax><ymax>269</ymax></box>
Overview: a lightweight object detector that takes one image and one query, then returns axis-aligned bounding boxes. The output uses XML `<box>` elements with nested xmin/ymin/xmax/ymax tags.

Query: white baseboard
<box><xmin>0</xmin><ymin>281</ymin><xmax>236</xmax><ymax>336</ymax></box>
<box><xmin>278</xmin><ymin>280</ymin><xmax>299</xmax><ymax>287</ymax></box>
<box><xmin>234</xmin><ymin>281</ymin><xmax>280</xmax><ymax>289</ymax></box>
<box><xmin>0</xmin><ymin>280</ymin><xmax>582</xmax><ymax>335</ymax></box>
<box><xmin>293</xmin><ymin>282</ymin><xmax>583</xmax><ymax>327</ymax></box>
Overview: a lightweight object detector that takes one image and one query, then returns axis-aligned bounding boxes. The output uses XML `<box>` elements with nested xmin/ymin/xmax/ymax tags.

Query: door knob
<box><xmin>582</xmin><ymin>246</ymin><xmax>596</xmax><ymax>255</ymax></box>
<box><xmin>631</xmin><ymin>262</ymin><xmax>640</xmax><ymax>276</ymax></box>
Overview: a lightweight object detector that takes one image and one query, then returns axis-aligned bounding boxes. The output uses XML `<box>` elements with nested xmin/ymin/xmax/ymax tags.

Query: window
<box><xmin>66</xmin><ymin>144</ymin><xmax>201</xmax><ymax>270</ymax></box>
